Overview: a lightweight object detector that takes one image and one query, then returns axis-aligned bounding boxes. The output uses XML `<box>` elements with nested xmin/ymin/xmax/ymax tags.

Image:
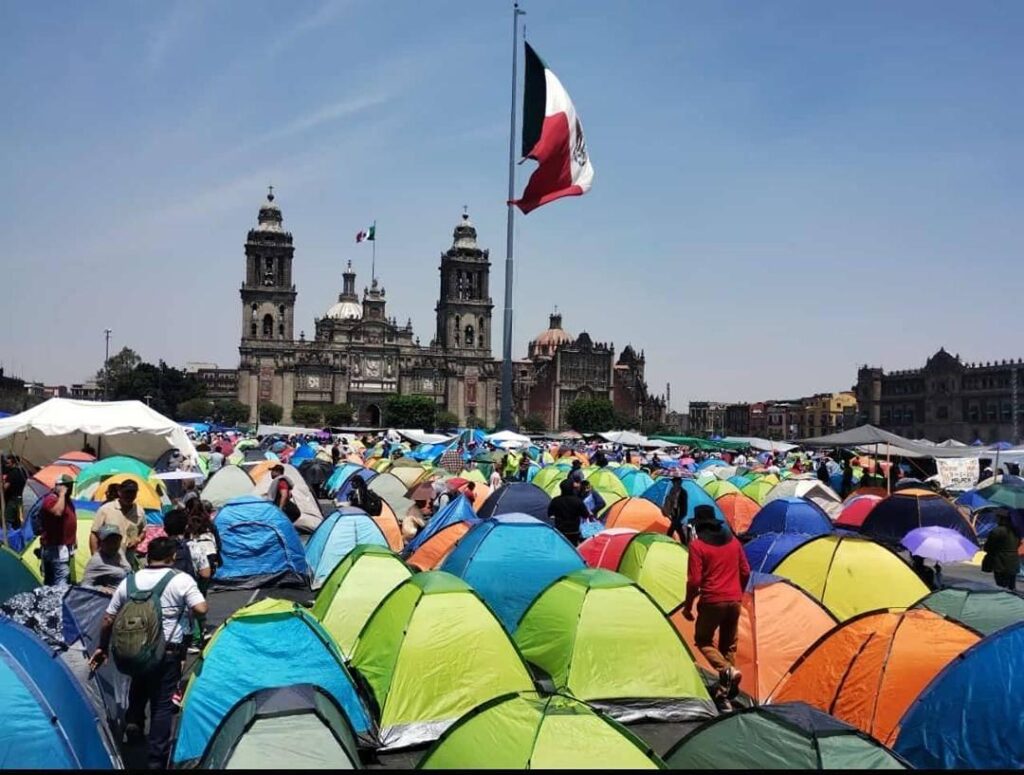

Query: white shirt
<box><xmin>106</xmin><ymin>568</ymin><xmax>205</xmax><ymax>644</ymax></box>
<box><xmin>489</xmin><ymin>471</ymin><xmax>502</xmax><ymax>488</ymax></box>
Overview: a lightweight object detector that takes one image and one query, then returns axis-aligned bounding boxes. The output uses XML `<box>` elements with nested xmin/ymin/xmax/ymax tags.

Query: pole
<box><xmin>103</xmin><ymin>328</ymin><xmax>112</xmax><ymax>400</ymax></box>
<box><xmin>371</xmin><ymin>222</ymin><xmax>377</xmax><ymax>285</ymax></box>
<box><xmin>499</xmin><ymin>2</ymin><xmax>525</xmax><ymax>430</ymax></box>
<box><xmin>0</xmin><ymin>458</ymin><xmax>8</xmax><ymax>547</ymax></box>
<box><xmin>886</xmin><ymin>442</ymin><xmax>892</xmax><ymax>495</ymax></box>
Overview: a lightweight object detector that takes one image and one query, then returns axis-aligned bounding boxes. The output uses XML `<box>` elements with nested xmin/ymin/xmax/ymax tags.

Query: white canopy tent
<box><xmin>0</xmin><ymin>398</ymin><xmax>199</xmax><ymax>467</ymax></box>
<box><xmin>722</xmin><ymin>436</ymin><xmax>798</xmax><ymax>453</ymax></box>
<box><xmin>485</xmin><ymin>429</ymin><xmax>532</xmax><ymax>447</ymax></box>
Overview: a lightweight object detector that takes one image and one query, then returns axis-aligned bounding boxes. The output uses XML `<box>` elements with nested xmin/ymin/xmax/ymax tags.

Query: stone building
<box><xmin>855</xmin><ymin>348</ymin><xmax>1023</xmax><ymax>443</ymax></box>
<box><xmin>689</xmin><ymin>401</ymin><xmax>726</xmax><ymax>437</ymax></box>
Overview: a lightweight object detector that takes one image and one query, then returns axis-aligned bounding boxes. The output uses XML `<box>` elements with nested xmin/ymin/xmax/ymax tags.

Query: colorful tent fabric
<box><xmin>765</xmin><ymin>479</ymin><xmax>843</xmax><ymax>518</ymax></box>
<box><xmin>703</xmin><ymin>479</ymin><xmax>740</xmax><ymax>500</ymax></box>
<box><xmin>514</xmin><ymin>568</ymin><xmax>713</xmax><ymax>722</ymax></box>
<box><xmin>773</xmin><ymin>535</ymin><xmax>929</xmax><ymax>621</ymax></box>
<box><xmin>586</xmin><ymin>468</ymin><xmax>628</xmax><ymax>501</ymax></box>
<box><xmin>419</xmin><ymin>691</ymin><xmax>664</xmax><ymax>769</ymax></box>
<box><xmin>87</xmin><ymin>472</ymin><xmax>164</xmax><ymax>511</ymax></box>
<box><xmin>212</xmin><ymin>496</ymin><xmax>309</xmax><ymax>589</ymax></box>
<box><xmin>743</xmin><ymin>532</ymin><xmax>817</xmax><ymax>574</ymax></box>
<box><xmin>769</xmin><ymin>608</ymin><xmax>980</xmax><ymax>745</ymax></box>
<box><xmin>1</xmin><ymin>546</ymin><xmax>41</xmax><ymax>604</ymax></box>
<box><xmin>615</xmin><ymin>533</ymin><xmax>688</xmax><ymax>613</ymax></box>
<box><xmin>305</xmin><ymin>508</ymin><xmax>389</xmax><ymax>588</ymax></box>
<box><xmin>477</xmin><ymin>482</ymin><xmax>551</xmax><ymax>523</ymax></box>
<box><xmin>251</xmin><ymin>463</ymin><xmax>324</xmax><ymax>533</ymax></box>
<box><xmin>715</xmin><ymin>492</ymin><xmax>761</xmax><ymax>534</ymax></box>
<box><xmin>643</xmin><ymin>478</ymin><xmax>725</xmax><ymax>523</ymax></box>
<box><xmin>350</xmin><ymin>572</ymin><xmax>534</xmax><ymax>750</ymax></box>
<box><xmin>174</xmin><ymin>600</ymin><xmax>373</xmax><ymax>766</ymax></box>
<box><xmin>747</xmin><ymin>497</ymin><xmax>833</xmax><ymax>538</ymax></box>
<box><xmin>860</xmin><ymin>489</ymin><xmax>977</xmax><ymax>543</ymax></box>
<box><xmin>201</xmin><ymin>465</ymin><xmax>255</xmax><ymax>509</ymax></box>
<box><xmin>672</xmin><ymin>574</ymin><xmax>837</xmax><ymax>703</ymax></box>
<box><xmin>402</xmin><ymin>495</ymin><xmax>478</xmax><ymax>555</ymax></box>
<box><xmin>618</xmin><ymin>469</ymin><xmax>655</xmax><ymax>497</ymax></box>
<box><xmin>0</xmin><ymin>616</ymin><xmax>121</xmax><ymax>769</ymax></box>
<box><xmin>741</xmin><ymin>478</ymin><xmax>777</xmax><ymax>505</ymax></box>
<box><xmin>73</xmin><ymin>455</ymin><xmax>156</xmax><ymax>490</ymax></box>
<box><xmin>665</xmin><ymin>702</ymin><xmax>907</xmax><ymax>770</ymax></box>
<box><xmin>406</xmin><ymin>522</ymin><xmax>474</xmax><ymax>571</ymax></box>
<box><xmin>603</xmin><ymin>498</ymin><xmax>670</xmax><ymax>533</ymax></box>
<box><xmin>325</xmin><ymin>463</ymin><xmax>366</xmax><ymax>496</ymax></box>
<box><xmin>578</xmin><ymin>528</ymin><xmax>639</xmax><ymax>570</ymax></box>
<box><xmin>893</xmin><ymin>620</ymin><xmax>1024</xmax><ymax>769</ymax></box>
<box><xmin>834</xmin><ymin>494</ymin><xmax>882</xmax><ymax>530</ymax></box>
<box><xmin>367</xmin><ymin>471</ymin><xmax>415</xmax><ymax>521</ymax></box>
<box><xmin>910</xmin><ymin>584</ymin><xmax>1024</xmax><ymax>636</ymax></box>
<box><xmin>441</xmin><ymin>514</ymin><xmax>585</xmax><ymax>631</ymax></box>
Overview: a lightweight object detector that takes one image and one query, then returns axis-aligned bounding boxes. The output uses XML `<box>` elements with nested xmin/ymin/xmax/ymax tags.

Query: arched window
<box><xmin>251</xmin><ymin>303</ymin><xmax>258</xmax><ymax>319</ymax></box>
<box><xmin>278</xmin><ymin>323</ymin><xmax>284</xmax><ymax>338</ymax></box>
<box><xmin>465</xmin><ymin>325</ymin><xmax>475</xmax><ymax>347</ymax></box>
<box><xmin>262</xmin><ymin>314</ymin><xmax>273</xmax><ymax>338</ymax></box>
<box><xmin>250</xmin><ymin>322</ymin><xmax>257</xmax><ymax>337</ymax></box>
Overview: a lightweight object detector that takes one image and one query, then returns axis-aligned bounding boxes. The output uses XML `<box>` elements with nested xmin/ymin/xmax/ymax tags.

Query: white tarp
<box><xmin>0</xmin><ymin>398</ymin><xmax>199</xmax><ymax>467</ymax></box>
<box><xmin>723</xmin><ymin>437</ymin><xmax>798</xmax><ymax>453</ymax></box>
<box><xmin>486</xmin><ymin>430</ymin><xmax>532</xmax><ymax>446</ymax></box>
<box><xmin>396</xmin><ymin>429</ymin><xmax>453</xmax><ymax>445</ymax></box>
<box><xmin>598</xmin><ymin>431</ymin><xmax>649</xmax><ymax>447</ymax></box>
<box><xmin>935</xmin><ymin>457</ymin><xmax>980</xmax><ymax>492</ymax></box>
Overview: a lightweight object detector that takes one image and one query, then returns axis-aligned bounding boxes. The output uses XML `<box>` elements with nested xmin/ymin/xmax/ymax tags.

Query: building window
<box><xmin>250</xmin><ymin>322</ymin><xmax>257</xmax><ymax>337</ymax></box>
<box><xmin>1002</xmin><ymin>403</ymin><xmax>1012</xmax><ymax>421</ymax></box>
<box><xmin>278</xmin><ymin>324</ymin><xmax>284</xmax><ymax>338</ymax></box>
<box><xmin>937</xmin><ymin>405</ymin><xmax>949</xmax><ymax>420</ymax></box>
<box><xmin>262</xmin><ymin>314</ymin><xmax>273</xmax><ymax>338</ymax></box>
<box><xmin>986</xmin><ymin>403</ymin><xmax>997</xmax><ymax>421</ymax></box>
<box><xmin>968</xmin><ymin>404</ymin><xmax>979</xmax><ymax>422</ymax></box>
<box><xmin>905</xmin><ymin>408</ymin><xmax>914</xmax><ymax>424</ymax></box>
<box><xmin>465</xmin><ymin>325</ymin><xmax>475</xmax><ymax>348</ymax></box>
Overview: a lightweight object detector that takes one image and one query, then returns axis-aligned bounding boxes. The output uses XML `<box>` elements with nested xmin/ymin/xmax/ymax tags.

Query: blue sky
<box><xmin>2</xmin><ymin>0</ymin><xmax>1021</xmax><ymax>409</ymax></box>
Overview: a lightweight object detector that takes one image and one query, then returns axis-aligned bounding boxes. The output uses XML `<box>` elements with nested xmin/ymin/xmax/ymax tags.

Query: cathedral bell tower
<box><xmin>240</xmin><ymin>188</ymin><xmax>297</xmax><ymax>343</ymax></box>
<box><xmin>435</xmin><ymin>211</ymin><xmax>493</xmax><ymax>354</ymax></box>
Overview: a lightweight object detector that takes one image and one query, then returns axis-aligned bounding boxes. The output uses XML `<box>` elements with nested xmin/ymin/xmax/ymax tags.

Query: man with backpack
<box><xmin>89</xmin><ymin>537</ymin><xmax>207</xmax><ymax>770</ymax></box>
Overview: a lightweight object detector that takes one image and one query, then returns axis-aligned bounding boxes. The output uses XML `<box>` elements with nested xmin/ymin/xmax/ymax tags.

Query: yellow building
<box><xmin>801</xmin><ymin>392</ymin><xmax>858</xmax><ymax>438</ymax></box>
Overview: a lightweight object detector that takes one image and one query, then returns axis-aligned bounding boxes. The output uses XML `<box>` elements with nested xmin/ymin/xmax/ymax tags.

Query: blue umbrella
<box><xmin>902</xmin><ymin>526</ymin><xmax>978</xmax><ymax>563</ymax></box>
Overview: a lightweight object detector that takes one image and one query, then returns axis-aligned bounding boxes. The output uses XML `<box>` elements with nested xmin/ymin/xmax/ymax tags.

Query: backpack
<box><xmin>110</xmin><ymin>570</ymin><xmax>179</xmax><ymax>676</ymax></box>
<box><xmin>363</xmin><ymin>489</ymin><xmax>383</xmax><ymax>517</ymax></box>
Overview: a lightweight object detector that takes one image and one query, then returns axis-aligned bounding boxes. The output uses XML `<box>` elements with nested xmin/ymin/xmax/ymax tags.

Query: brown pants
<box><xmin>694</xmin><ymin>600</ymin><xmax>741</xmax><ymax>671</ymax></box>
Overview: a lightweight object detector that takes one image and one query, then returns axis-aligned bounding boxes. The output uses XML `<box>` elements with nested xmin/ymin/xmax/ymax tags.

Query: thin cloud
<box><xmin>146</xmin><ymin>0</ymin><xmax>206</xmax><ymax>70</ymax></box>
<box><xmin>240</xmin><ymin>92</ymin><xmax>393</xmax><ymax>152</ymax></box>
<box><xmin>267</xmin><ymin>0</ymin><xmax>354</xmax><ymax>59</ymax></box>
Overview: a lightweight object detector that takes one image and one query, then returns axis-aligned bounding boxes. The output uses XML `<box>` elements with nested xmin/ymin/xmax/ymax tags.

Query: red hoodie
<box><xmin>686</xmin><ymin>533</ymin><xmax>751</xmax><ymax>605</ymax></box>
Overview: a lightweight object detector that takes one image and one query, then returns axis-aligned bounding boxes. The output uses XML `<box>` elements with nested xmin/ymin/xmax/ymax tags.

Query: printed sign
<box><xmin>935</xmin><ymin>457</ymin><xmax>979</xmax><ymax>492</ymax></box>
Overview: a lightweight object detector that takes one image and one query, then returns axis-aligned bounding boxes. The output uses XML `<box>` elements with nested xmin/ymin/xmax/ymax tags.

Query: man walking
<box><xmin>681</xmin><ymin>505</ymin><xmax>750</xmax><ymax>711</ymax></box>
<box><xmin>91</xmin><ymin>480</ymin><xmax>146</xmax><ymax>569</ymax></box>
<box><xmin>1</xmin><ymin>454</ymin><xmax>27</xmax><ymax>529</ymax></box>
<box><xmin>40</xmin><ymin>474</ymin><xmax>78</xmax><ymax>585</ymax></box>
<box><xmin>662</xmin><ymin>474</ymin><xmax>689</xmax><ymax>542</ymax></box>
<box><xmin>548</xmin><ymin>479</ymin><xmax>589</xmax><ymax>546</ymax></box>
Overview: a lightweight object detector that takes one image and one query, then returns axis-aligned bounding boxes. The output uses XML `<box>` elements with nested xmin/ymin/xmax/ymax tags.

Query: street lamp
<box><xmin>143</xmin><ymin>394</ymin><xmax>153</xmax><ymax>407</ymax></box>
<box><xmin>103</xmin><ymin>328</ymin><xmax>112</xmax><ymax>400</ymax></box>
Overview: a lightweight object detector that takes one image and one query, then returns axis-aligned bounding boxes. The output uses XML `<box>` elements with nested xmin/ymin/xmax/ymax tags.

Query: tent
<box><xmin>703</xmin><ymin>479</ymin><xmax>740</xmax><ymax>500</ymax></box>
<box><xmin>298</xmin><ymin>459</ymin><xmax>335</xmax><ymax>498</ymax></box>
<box><xmin>73</xmin><ymin>455</ymin><xmax>156</xmax><ymax>491</ymax></box>
<box><xmin>477</xmin><ymin>482</ymin><xmax>551</xmax><ymax>523</ymax></box>
<box><xmin>618</xmin><ymin>469</ymin><xmax>655</xmax><ymax>497</ymax></box>
<box><xmin>664</xmin><ymin>702</ymin><xmax>907</xmax><ymax>770</ymax></box>
<box><xmin>366</xmin><ymin>471</ymin><xmax>415</xmax><ymax>521</ymax></box>
<box><xmin>402</xmin><ymin>495</ymin><xmax>477</xmax><ymax>556</ymax></box>
<box><xmin>201</xmin><ymin>465</ymin><xmax>255</xmax><ymax>509</ymax></box>
<box><xmin>603</xmin><ymin>497</ymin><xmax>670</xmax><ymax>533</ymax></box>
<box><xmin>0</xmin><ymin>545</ymin><xmax>40</xmax><ymax>603</ymax></box>
<box><xmin>911</xmin><ymin>584</ymin><xmax>1024</xmax><ymax>636</ymax></box>
<box><xmin>773</xmin><ymin>535</ymin><xmax>929</xmax><ymax>621</ymax></box>
<box><xmin>212</xmin><ymin>496</ymin><xmax>309</xmax><ymax>589</ymax></box>
<box><xmin>715</xmin><ymin>492</ymin><xmax>761</xmax><ymax>534</ymax></box>
<box><xmin>743</xmin><ymin>532</ymin><xmax>817</xmax><ymax>574</ymax></box>
<box><xmin>747</xmin><ymin>497</ymin><xmax>833</xmax><ymax>538</ymax></box>
<box><xmin>893</xmin><ymin>621</ymin><xmax>1024</xmax><ymax>769</ymax></box>
<box><xmin>586</xmin><ymin>468</ymin><xmax>628</xmax><ymax>501</ymax></box>
<box><xmin>251</xmin><ymin>463</ymin><xmax>324</xmax><ymax>534</ymax></box>
<box><xmin>350</xmin><ymin>571</ymin><xmax>535</xmax><ymax>750</ymax></box>
<box><xmin>198</xmin><ymin>684</ymin><xmax>362</xmax><ymax>769</ymax></box>
<box><xmin>860</xmin><ymin>489</ymin><xmax>976</xmax><ymax>543</ymax></box>
<box><xmin>769</xmin><ymin>608</ymin><xmax>979</xmax><ymax>745</ymax></box>
<box><xmin>86</xmin><ymin>472</ymin><xmax>165</xmax><ymax>511</ymax></box>
<box><xmin>834</xmin><ymin>494</ymin><xmax>882</xmax><ymax>530</ymax></box>
<box><xmin>578</xmin><ymin>528</ymin><xmax>639</xmax><ymax>570</ymax></box>
<box><xmin>764</xmin><ymin>479</ymin><xmax>842</xmax><ymax>518</ymax></box>
<box><xmin>741</xmin><ymin>478</ymin><xmax>777</xmax><ymax>505</ymax></box>
<box><xmin>418</xmin><ymin>691</ymin><xmax>664</xmax><ymax>769</ymax></box>
<box><xmin>326</xmin><ymin>463</ymin><xmax>367</xmax><ymax>497</ymax></box>
<box><xmin>406</xmin><ymin>522</ymin><xmax>474</xmax><ymax>571</ymax></box>
<box><xmin>0</xmin><ymin>616</ymin><xmax>122</xmax><ymax>768</ymax></box>
<box><xmin>643</xmin><ymin>478</ymin><xmax>725</xmax><ymax>523</ymax></box>
<box><xmin>0</xmin><ymin>398</ymin><xmax>198</xmax><ymax>466</ymax></box>
<box><xmin>615</xmin><ymin>533</ymin><xmax>688</xmax><ymax>612</ymax></box>
<box><xmin>304</xmin><ymin>508</ymin><xmax>390</xmax><ymax>588</ymax></box>
<box><xmin>311</xmin><ymin>545</ymin><xmax>412</xmax><ymax>656</ymax></box>
<box><xmin>173</xmin><ymin>599</ymin><xmax>373</xmax><ymax>767</ymax></box>
<box><xmin>514</xmin><ymin>568</ymin><xmax>713</xmax><ymax>722</ymax></box>
<box><xmin>441</xmin><ymin>514</ymin><xmax>585</xmax><ymax>631</ymax></box>
<box><xmin>671</xmin><ymin>574</ymin><xmax>837</xmax><ymax>703</ymax></box>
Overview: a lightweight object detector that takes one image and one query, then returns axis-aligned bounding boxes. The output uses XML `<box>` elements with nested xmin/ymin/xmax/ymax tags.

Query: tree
<box><xmin>96</xmin><ymin>346</ymin><xmax>142</xmax><ymax>390</ymax></box>
<box><xmin>177</xmin><ymin>397</ymin><xmax>214</xmax><ymax>421</ymax></box>
<box><xmin>465</xmin><ymin>415</ymin><xmax>488</xmax><ymax>430</ymax></box>
<box><xmin>212</xmin><ymin>399</ymin><xmax>251</xmax><ymax>426</ymax></box>
<box><xmin>104</xmin><ymin>356</ymin><xmax>205</xmax><ymax>418</ymax></box>
<box><xmin>384</xmin><ymin>394</ymin><xmax>436</xmax><ymax>429</ymax></box>
<box><xmin>259</xmin><ymin>401</ymin><xmax>283</xmax><ymax>424</ymax></box>
<box><xmin>565</xmin><ymin>398</ymin><xmax>619</xmax><ymax>433</ymax></box>
<box><xmin>434</xmin><ymin>410</ymin><xmax>460</xmax><ymax>430</ymax></box>
<box><xmin>292</xmin><ymin>404</ymin><xmax>324</xmax><ymax>428</ymax></box>
<box><xmin>522</xmin><ymin>413</ymin><xmax>547</xmax><ymax>433</ymax></box>
<box><xmin>323</xmin><ymin>403</ymin><xmax>356</xmax><ymax>427</ymax></box>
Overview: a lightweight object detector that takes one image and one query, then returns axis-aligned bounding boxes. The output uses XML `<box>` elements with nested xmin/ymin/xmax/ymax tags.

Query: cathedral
<box><xmin>234</xmin><ymin>190</ymin><xmax>662</xmax><ymax>430</ymax></box>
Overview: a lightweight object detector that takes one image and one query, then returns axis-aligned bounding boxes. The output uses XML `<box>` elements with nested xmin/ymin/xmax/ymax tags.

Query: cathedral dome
<box><xmin>530</xmin><ymin>312</ymin><xmax>572</xmax><ymax>358</ymax></box>
<box><xmin>325</xmin><ymin>299</ymin><xmax>363</xmax><ymax>320</ymax></box>
<box><xmin>255</xmin><ymin>188</ymin><xmax>284</xmax><ymax>233</ymax></box>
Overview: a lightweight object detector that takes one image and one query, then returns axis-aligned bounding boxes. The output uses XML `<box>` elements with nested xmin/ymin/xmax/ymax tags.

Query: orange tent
<box><xmin>769</xmin><ymin>608</ymin><xmax>980</xmax><ymax>744</ymax></box>
<box><xmin>671</xmin><ymin>575</ymin><xmax>838</xmax><ymax>703</ymax></box>
<box><xmin>604</xmin><ymin>497</ymin><xmax>671</xmax><ymax>535</ymax></box>
<box><xmin>715</xmin><ymin>493</ymin><xmax>761</xmax><ymax>534</ymax></box>
<box><xmin>406</xmin><ymin>522</ymin><xmax>472</xmax><ymax>571</ymax></box>
<box><xmin>33</xmin><ymin>464</ymin><xmax>81</xmax><ymax>490</ymax></box>
<box><xmin>843</xmin><ymin>486</ymin><xmax>889</xmax><ymax>502</ymax></box>
<box><xmin>247</xmin><ymin>460</ymin><xmax>278</xmax><ymax>483</ymax></box>
<box><xmin>55</xmin><ymin>450</ymin><xmax>96</xmax><ymax>464</ymax></box>
<box><xmin>466</xmin><ymin>482</ymin><xmax>491</xmax><ymax>512</ymax></box>
<box><xmin>374</xmin><ymin>501</ymin><xmax>404</xmax><ymax>552</ymax></box>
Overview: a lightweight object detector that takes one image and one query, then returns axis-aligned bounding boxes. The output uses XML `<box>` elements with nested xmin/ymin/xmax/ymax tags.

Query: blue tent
<box><xmin>213</xmin><ymin>497</ymin><xmax>309</xmax><ymax>589</ymax></box>
<box><xmin>861</xmin><ymin>491</ymin><xmax>977</xmax><ymax>543</ymax></box>
<box><xmin>305</xmin><ymin>508</ymin><xmax>388</xmax><ymax>587</ymax></box>
<box><xmin>954</xmin><ymin>490</ymin><xmax>992</xmax><ymax>512</ymax></box>
<box><xmin>0</xmin><ymin>617</ymin><xmax>121</xmax><ymax>768</ymax></box>
<box><xmin>894</xmin><ymin>620</ymin><xmax>1024</xmax><ymax>769</ymax></box>
<box><xmin>829</xmin><ymin>470</ymin><xmax>860</xmax><ymax>494</ymax></box>
<box><xmin>747</xmin><ymin>498</ymin><xmax>833</xmax><ymax>537</ymax></box>
<box><xmin>407</xmin><ymin>442</ymin><xmax>448</xmax><ymax>462</ymax></box>
<box><xmin>172</xmin><ymin>600</ymin><xmax>374</xmax><ymax>767</ymax></box>
<box><xmin>696</xmin><ymin>459</ymin><xmax>727</xmax><ymax>471</ymax></box>
<box><xmin>744</xmin><ymin>532</ymin><xmax>818</xmax><ymax>574</ymax></box>
<box><xmin>289</xmin><ymin>443</ymin><xmax>317</xmax><ymax>465</ymax></box>
<box><xmin>477</xmin><ymin>482</ymin><xmax>551</xmax><ymax>523</ymax></box>
<box><xmin>335</xmin><ymin>468</ymin><xmax>378</xmax><ymax>502</ymax></box>
<box><xmin>402</xmin><ymin>494</ymin><xmax>479</xmax><ymax>555</ymax></box>
<box><xmin>325</xmin><ymin>463</ymin><xmax>366</xmax><ymax>496</ymax></box>
<box><xmin>616</xmin><ymin>469</ymin><xmax>655</xmax><ymax>496</ymax></box>
<box><xmin>643</xmin><ymin>478</ymin><xmax>726</xmax><ymax>523</ymax></box>
<box><xmin>441</xmin><ymin>513</ymin><xmax>585</xmax><ymax>631</ymax></box>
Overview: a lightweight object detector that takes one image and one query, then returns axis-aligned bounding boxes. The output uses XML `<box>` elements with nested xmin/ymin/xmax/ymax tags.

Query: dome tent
<box><xmin>477</xmin><ymin>482</ymin><xmax>551</xmax><ymax>522</ymax></box>
<box><xmin>764</xmin><ymin>479</ymin><xmax>842</xmax><ymax>518</ymax></box>
<box><xmin>311</xmin><ymin>545</ymin><xmax>412</xmax><ymax>656</ymax></box>
<box><xmin>201</xmin><ymin>465</ymin><xmax>255</xmax><ymax>508</ymax></box>
<box><xmin>251</xmin><ymin>463</ymin><xmax>324</xmax><ymax>534</ymax></box>
<box><xmin>578</xmin><ymin>528</ymin><xmax>639</xmax><ymax>570</ymax></box>
<box><xmin>350</xmin><ymin>572</ymin><xmax>535</xmax><ymax>750</ymax></box>
<box><xmin>715</xmin><ymin>492</ymin><xmax>761</xmax><ymax>534</ymax></box>
<box><xmin>173</xmin><ymin>599</ymin><xmax>374</xmax><ymax>767</ymax></box>
<box><xmin>441</xmin><ymin>514</ymin><xmax>585</xmax><ymax>631</ymax></box>
<box><xmin>197</xmin><ymin>684</ymin><xmax>362</xmax><ymax>769</ymax></box>
<box><xmin>212</xmin><ymin>496</ymin><xmax>309</xmax><ymax>589</ymax></box>
<box><xmin>769</xmin><ymin>608</ymin><xmax>979</xmax><ymax>745</ymax></box>
<box><xmin>743</xmin><ymin>532</ymin><xmax>817</xmax><ymax>574</ymax></box>
<box><xmin>643</xmin><ymin>478</ymin><xmax>725</xmax><ymax>523</ymax></box>
<box><xmin>747</xmin><ymin>497</ymin><xmax>833</xmax><ymax>538</ymax></box>
<box><xmin>402</xmin><ymin>495</ymin><xmax>477</xmax><ymax>556</ymax></box>
<box><xmin>406</xmin><ymin>522</ymin><xmax>474</xmax><ymax>571</ymax></box>
<box><xmin>603</xmin><ymin>497</ymin><xmax>670</xmax><ymax>533</ymax></box>
<box><xmin>860</xmin><ymin>488</ymin><xmax>976</xmax><ymax>543</ymax></box>
<box><xmin>834</xmin><ymin>494</ymin><xmax>881</xmax><ymax>530</ymax></box>
<box><xmin>326</xmin><ymin>463</ymin><xmax>367</xmax><ymax>497</ymax></box>
<box><xmin>305</xmin><ymin>508</ymin><xmax>389</xmax><ymax>588</ymax></box>
<box><xmin>664</xmin><ymin>702</ymin><xmax>907</xmax><ymax>770</ymax></box>
<box><xmin>418</xmin><ymin>692</ymin><xmax>664</xmax><ymax>770</ymax></box>
<box><xmin>514</xmin><ymin>568</ymin><xmax>714</xmax><ymax>723</ymax></box>
<box><xmin>615</xmin><ymin>532</ymin><xmax>688</xmax><ymax>613</ymax></box>
<box><xmin>910</xmin><ymin>583</ymin><xmax>1024</xmax><ymax>637</ymax></box>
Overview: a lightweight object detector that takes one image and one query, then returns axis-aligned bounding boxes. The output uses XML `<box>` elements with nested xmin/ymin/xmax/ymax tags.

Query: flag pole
<box><xmin>371</xmin><ymin>221</ymin><xmax>377</xmax><ymax>284</ymax></box>
<box><xmin>500</xmin><ymin>2</ymin><xmax>525</xmax><ymax>430</ymax></box>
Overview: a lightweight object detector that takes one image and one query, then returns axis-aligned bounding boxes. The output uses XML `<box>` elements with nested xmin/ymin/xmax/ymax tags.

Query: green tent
<box><xmin>911</xmin><ymin>586</ymin><xmax>1024</xmax><ymax>637</ymax></box>
<box><xmin>532</xmin><ymin>467</ymin><xmax>566</xmax><ymax>496</ymax></box>
<box><xmin>616</xmin><ymin>533</ymin><xmax>688</xmax><ymax>613</ymax></box>
<box><xmin>664</xmin><ymin>702</ymin><xmax>907</xmax><ymax>769</ymax></box>
<box><xmin>514</xmin><ymin>568</ymin><xmax>713</xmax><ymax>722</ymax></box>
<box><xmin>742</xmin><ymin>479</ymin><xmax>776</xmax><ymax>505</ymax></box>
<box><xmin>586</xmin><ymin>468</ymin><xmax>629</xmax><ymax>501</ymax></box>
<box><xmin>703</xmin><ymin>480</ymin><xmax>740</xmax><ymax>499</ymax></box>
<box><xmin>350</xmin><ymin>571</ymin><xmax>535</xmax><ymax>750</ymax></box>
<box><xmin>199</xmin><ymin>684</ymin><xmax>362</xmax><ymax>769</ymax></box>
<box><xmin>1</xmin><ymin>545</ymin><xmax>41</xmax><ymax>604</ymax></box>
<box><xmin>418</xmin><ymin>692</ymin><xmax>665</xmax><ymax>770</ymax></box>
<box><xmin>73</xmin><ymin>455</ymin><xmax>155</xmax><ymax>491</ymax></box>
<box><xmin>312</xmin><ymin>545</ymin><xmax>412</xmax><ymax>657</ymax></box>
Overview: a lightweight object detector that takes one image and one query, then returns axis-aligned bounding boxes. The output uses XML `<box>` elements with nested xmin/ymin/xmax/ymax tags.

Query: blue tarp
<box><xmin>894</xmin><ymin>620</ymin><xmax>1024</xmax><ymax>769</ymax></box>
<box><xmin>212</xmin><ymin>497</ymin><xmax>308</xmax><ymax>589</ymax></box>
<box><xmin>747</xmin><ymin>498</ymin><xmax>834</xmax><ymax>538</ymax></box>
<box><xmin>642</xmin><ymin>478</ymin><xmax>726</xmax><ymax>523</ymax></box>
<box><xmin>441</xmin><ymin>513</ymin><xmax>584</xmax><ymax>631</ymax></box>
<box><xmin>476</xmin><ymin>482</ymin><xmax>551</xmax><ymax>523</ymax></box>
<box><xmin>744</xmin><ymin>532</ymin><xmax>818</xmax><ymax>574</ymax></box>
<box><xmin>305</xmin><ymin>508</ymin><xmax>388</xmax><ymax>587</ymax></box>
<box><xmin>402</xmin><ymin>495</ymin><xmax>478</xmax><ymax>555</ymax></box>
<box><xmin>0</xmin><ymin>617</ymin><xmax>120</xmax><ymax>768</ymax></box>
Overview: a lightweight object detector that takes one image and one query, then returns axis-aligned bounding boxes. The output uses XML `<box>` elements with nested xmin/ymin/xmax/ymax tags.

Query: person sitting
<box><xmin>911</xmin><ymin>555</ymin><xmax>937</xmax><ymax>590</ymax></box>
<box><xmin>81</xmin><ymin>524</ymin><xmax>131</xmax><ymax>591</ymax></box>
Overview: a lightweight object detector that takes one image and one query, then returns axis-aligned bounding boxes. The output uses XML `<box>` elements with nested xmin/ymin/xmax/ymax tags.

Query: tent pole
<box><xmin>0</xmin><ymin>464</ymin><xmax>8</xmax><ymax>547</ymax></box>
<box><xmin>886</xmin><ymin>442</ymin><xmax>891</xmax><ymax>495</ymax></box>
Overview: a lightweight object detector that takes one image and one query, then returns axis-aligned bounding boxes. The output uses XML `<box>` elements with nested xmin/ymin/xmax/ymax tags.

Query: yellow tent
<box><xmin>90</xmin><ymin>473</ymin><xmax>164</xmax><ymax>511</ymax></box>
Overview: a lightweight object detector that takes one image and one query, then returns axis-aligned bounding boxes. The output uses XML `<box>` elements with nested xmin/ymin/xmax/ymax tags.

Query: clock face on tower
<box><xmin>306</xmin><ymin>374</ymin><xmax>321</xmax><ymax>389</ymax></box>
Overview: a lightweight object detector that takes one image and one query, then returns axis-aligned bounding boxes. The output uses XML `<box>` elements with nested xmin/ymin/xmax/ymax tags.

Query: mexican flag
<box><xmin>513</xmin><ymin>42</ymin><xmax>594</xmax><ymax>215</ymax></box>
<box><xmin>356</xmin><ymin>223</ymin><xmax>375</xmax><ymax>243</ymax></box>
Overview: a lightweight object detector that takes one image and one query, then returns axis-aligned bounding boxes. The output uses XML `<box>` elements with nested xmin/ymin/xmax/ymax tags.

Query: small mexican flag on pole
<box><xmin>355</xmin><ymin>223</ymin><xmax>375</xmax><ymax>243</ymax></box>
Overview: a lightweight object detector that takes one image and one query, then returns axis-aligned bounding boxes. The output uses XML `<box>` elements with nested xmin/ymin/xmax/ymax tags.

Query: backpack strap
<box><xmin>126</xmin><ymin>572</ymin><xmax>139</xmax><ymax>598</ymax></box>
<box><xmin>150</xmin><ymin>569</ymin><xmax>179</xmax><ymax>600</ymax></box>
